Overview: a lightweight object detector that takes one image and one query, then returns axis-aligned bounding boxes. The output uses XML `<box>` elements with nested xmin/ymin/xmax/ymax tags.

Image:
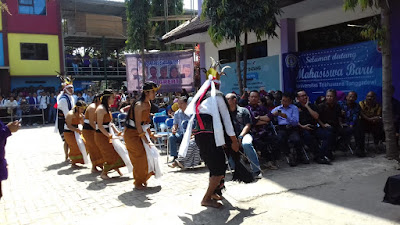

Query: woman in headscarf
<box><xmin>82</xmin><ymin>94</ymin><xmax>104</xmax><ymax>172</ymax></box>
<box><xmin>94</xmin><ymin>90</ymin><xmax>125</xmax><ymax>179</ymax></box>
<box><xmin>64</xmin><ymin>100</ymin><xmax>88</xmax><ymax>166</ymax></box>
<box><xmin>124</xmin><ymin>81</ymin><xmax>162</xmax><ymax>190</ymax></box>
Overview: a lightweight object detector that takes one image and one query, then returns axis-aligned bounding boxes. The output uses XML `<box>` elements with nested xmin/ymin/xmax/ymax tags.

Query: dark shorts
<box><xmin>58</xmin><ymin>118</ymin><xmax>65</xmax><ymax>141</ymax></box>
<box><xmin>195</xmin><ymin>133</ymin><xmax>226</xmax><ymax>177</ymax></box>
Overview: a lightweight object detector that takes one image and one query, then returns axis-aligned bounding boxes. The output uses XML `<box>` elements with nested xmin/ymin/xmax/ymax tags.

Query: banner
<box><xmin>126</xmin><ymin>51</ymin><xmax>194</xmax><ymax>93</ymax></box>
<box><xmin>220</xmin><ymin>55</ymin><xmax>280</xmax><ymax>94</ymax></box>
<box><xmin>282</xmin><ymin>41</ymin><xmax>382</xmax><ymax>102</ymax></box>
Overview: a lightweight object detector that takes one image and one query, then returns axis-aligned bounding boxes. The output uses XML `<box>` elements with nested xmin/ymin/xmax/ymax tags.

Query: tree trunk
<box><xmin>243</xmin><ymin>32</ymin><xmax>248</xmax><ymax>89</ymax></box>
<box><xmin>141</xmin><ymin>34</ymin><xmax>146</xmax><ymax>85</ymax></box>
<box><xmin>236</xmin><ymin>36</ymin><xmax>243</xmax><ymax>95</ymax></box>
<box><xmin>380</xmin><ymin>0</ymin><xmax>398</xmax><ymax>160</ymax></box>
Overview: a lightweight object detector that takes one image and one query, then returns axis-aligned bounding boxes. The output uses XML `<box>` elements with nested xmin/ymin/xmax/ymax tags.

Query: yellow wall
<box><xmin>8</xmin><ymin>33</ymin><xmax>60</xmax><ymax>76</ymax></box>
<box><xmin>0</xmin><ymin>10</ymin><xmax>2</xmax><ymax>31</ymax></box>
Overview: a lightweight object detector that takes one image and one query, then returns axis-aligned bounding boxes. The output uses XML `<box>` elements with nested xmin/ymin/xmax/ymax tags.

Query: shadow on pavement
<box><xmin>118</xmin><ymin>186</ymin><xmax>162</xmax><ymax>208</ymax></box>
<box><xmin>87</xmin><ymin>176</ymin><xmax>131</xmax><ymax>191</ymax></box>
<box><xmin>45</xmin><ymin>161</ymin><xmax>70</xmax><ymax>171</ymax></box>
<box><xmin>57</xmin><ymin>165</ymin><xmax>87</xmax><ymax>175</ymax></box>
<box><xmin>76</xmin><ymin>172</ymin><xmax>100</xmax><ymax>182</ymax></box>
<box><xmin>179</xmin><ymin>200</ymin><xmax>257</xmax><ymax>225</ymax></box>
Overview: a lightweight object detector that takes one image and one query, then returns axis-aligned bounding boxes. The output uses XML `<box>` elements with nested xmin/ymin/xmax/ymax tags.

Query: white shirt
<box><xmin>6</xmin><ymin>100</ymin><xmax>18</xmax><ymax>108</ymax></box>
<box><xmin>58</xmin><ymin>94</ymin><xmax>75</xmax><ymax>116</ymax></box>
<box><xmin>0</xmin><ymin>99</ymin><xmax>6</xmax><ymax>108</ymax></box>
<box><xmin>38</xmin><ymin>95</ymin><xmax>49</xmax><ymax>109</ymax></box>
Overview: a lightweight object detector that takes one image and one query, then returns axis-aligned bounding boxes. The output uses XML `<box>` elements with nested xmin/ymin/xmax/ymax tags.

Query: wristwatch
<box><xmin>238</xmin><ymin>135</ymin><xmax>244</xmax><ymax>140</ymax></box>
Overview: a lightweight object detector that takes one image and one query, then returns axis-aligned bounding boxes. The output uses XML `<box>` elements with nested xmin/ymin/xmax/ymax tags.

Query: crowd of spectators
<box><xmin>2</xmin><ymin>83</ymin><xmax>399</xmax><ymax>177</ymax></box>
<box><xmin>65</xmin><ymin>52</ymin><xmax>126</xmax><ymax>76</ymax></box>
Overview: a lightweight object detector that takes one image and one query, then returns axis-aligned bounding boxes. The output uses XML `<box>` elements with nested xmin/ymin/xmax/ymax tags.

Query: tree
<box><xmin>202</xmin><ymin>0</ymin><xmax>280</xmax><ymax>94</ymax></box>
<box><xmin>126</xmin><ymin>0</ymin><xmax>151</xmax><ymax>84</ymax></box>
<box><xmin>344</xmin><ymin>0</ymin><xmax>398</xmax><ymax>160</ymax></box>
<box><xmin>151</xmin><ymin>0</ymin><xmax>184</xmax><ymax>50</ymax></box>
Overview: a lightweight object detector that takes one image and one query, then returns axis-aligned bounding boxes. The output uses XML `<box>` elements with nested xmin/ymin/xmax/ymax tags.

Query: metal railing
<box><xmin>0</xmin><ymin>105</ymin><xmax>46</xmax><ymax>125</ymax></box>
<box><xmin>65</xmin><ymin>65</ymin><xmax>126</xmax><ymax>77</ymax></box>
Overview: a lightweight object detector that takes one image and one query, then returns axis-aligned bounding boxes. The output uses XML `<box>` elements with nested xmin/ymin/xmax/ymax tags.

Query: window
<box><xmin>18</xmin><ymin>0</ymin><xmax>46</xmax><ymax>15</ymax></box>
<box><xmin>20</xmin><ymin>43</ymin><xmax>48</xmax><ymax>60</ymax></box>
<box><xmin>218</xmin><ymin>41</ymin><xmax>268</xmax><ymax>64</ymax></box>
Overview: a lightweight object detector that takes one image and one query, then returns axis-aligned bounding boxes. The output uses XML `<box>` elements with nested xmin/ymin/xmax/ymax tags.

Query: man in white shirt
<box><xmin>38</xmin><ymin>92</ymin><xmax>49</xmax><ymax>123</ymax></box>
<box><xmin>55</xmin><ymin>82</ymin><xmax>75</xmax><ymax>161</ymax></box>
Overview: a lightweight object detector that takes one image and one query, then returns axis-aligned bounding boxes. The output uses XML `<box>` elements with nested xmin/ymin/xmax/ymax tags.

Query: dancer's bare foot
<box><xmin>134</xmin><ymin>184</ymin><xmax>146</xmax><ymax>190</ymax></box>
<box><xmin>201</xmin><ymin>199</ymin><xmax>222</xmax><ymax>208</ymax></box>
<box><xmin>91</xmin><ymin>166</ymin><xmax>99</xmax><ymax>173</ymax></box>
<box><xmin>115</xmin><ymin>168</ymin><xmax>123</xmax><ymax>176</ymax></box>
<box><xmin>168</xmin><ymin>162</ymin><xmax>178</xmax><ymax>168</ymax></box>
<box><xmin>211</xmin><ymin>193</ymin><xmax>224</xmax><ymax>201</ymax></box>
<box><xmin>100</xmin><ymin>172</ymin><xmax>110</xmax><ymax>180</ymax></box>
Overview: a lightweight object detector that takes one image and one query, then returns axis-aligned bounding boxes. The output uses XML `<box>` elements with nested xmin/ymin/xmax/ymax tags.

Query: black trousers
<box><xmin>276</xmin><ymin>126</ymin><xmax>302</xmax><ymax>155</ymax></box>
<box><xmin>195</xmin><ymin>133</ymin><xmax>226</xmax><ymax>177</ymax></box>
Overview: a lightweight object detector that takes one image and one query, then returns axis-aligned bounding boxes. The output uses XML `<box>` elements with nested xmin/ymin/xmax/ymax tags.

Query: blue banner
<box><xmin>220</xmin><ymin>55</ymin><xmax>280</xmax><ymax>94</ymax></box>
<box><xmin>282</xmin><ymin>41</ymin><xmax>382</xmax><ymax>102</ymax></box>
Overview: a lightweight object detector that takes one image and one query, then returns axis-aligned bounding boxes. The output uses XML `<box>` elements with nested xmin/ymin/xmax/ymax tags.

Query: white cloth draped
<box><xmin>141</xmin><ymin>124</ymin><xmax>162</xmax><ymax>178</ymax></box>
<box><xmin>74</xmin><ymin>131</ymin><xmax>89</xmax><ymax>164</ymax></box>
<box><xmin>109</xmin><ymin>125</ymin><xmax>134</xmax><ymax>173</ymax></box>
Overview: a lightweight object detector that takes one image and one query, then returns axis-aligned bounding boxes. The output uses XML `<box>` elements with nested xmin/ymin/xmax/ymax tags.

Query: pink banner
<box><xmin>126</xmin><ymin>51</ymin><xmax>194</xmax><ymax>93</ymax></box>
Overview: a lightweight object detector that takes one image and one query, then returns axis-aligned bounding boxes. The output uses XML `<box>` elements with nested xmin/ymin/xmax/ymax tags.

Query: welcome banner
<box><xmin>126</xmin><ymin>50</ymin><xmax>194</xmax><ymax>93</ymax></box>
<box><xmin>220</xmin><ymin>55</ymin><xmax>281</xmax><ymax>94</ymax></box>
<box><xmin>282</xmin><ymin>41</ymin><xmax>382</xmax><ymax>102</ymax></box>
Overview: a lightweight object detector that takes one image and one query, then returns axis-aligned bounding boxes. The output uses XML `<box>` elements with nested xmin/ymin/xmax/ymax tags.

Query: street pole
<box><xmin>102</xmin><ymin>36</ymin><xmax>108</xmax><ymax>88</ymax></box>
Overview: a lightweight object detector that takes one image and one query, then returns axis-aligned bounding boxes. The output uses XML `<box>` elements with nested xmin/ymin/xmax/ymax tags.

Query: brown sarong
<box><xmin>82</xmin><ymin>129</ymin><xmax>104</xmax><ymax>167</ymax></box>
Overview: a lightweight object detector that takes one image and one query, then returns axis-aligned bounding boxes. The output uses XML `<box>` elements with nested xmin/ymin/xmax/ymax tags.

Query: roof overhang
<box><xmin>161</xmin><ymin>0</ymin><xmax>347</xmax><ymax>44</ymax></box>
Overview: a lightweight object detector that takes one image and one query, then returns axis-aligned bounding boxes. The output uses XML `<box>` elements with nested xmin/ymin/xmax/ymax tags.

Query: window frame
<box><xmin>18</xmin><ymin>0</ymin><xmax>47</xmax><ymax>16</ymax></box>
<box><xmin>20</xmin><ymin>43</ymin><xmax>49</xmax><ymax>61</ymax></box>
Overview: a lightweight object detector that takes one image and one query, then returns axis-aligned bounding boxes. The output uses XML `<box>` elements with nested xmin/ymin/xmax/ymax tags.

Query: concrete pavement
<box><xmin>0</xmin><ymin>125</ymin><xmax>399</xmax><ymax>225</ymax></box>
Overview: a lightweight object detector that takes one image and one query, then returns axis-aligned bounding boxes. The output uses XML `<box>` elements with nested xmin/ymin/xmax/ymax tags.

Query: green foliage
<box><xmin>202</xmin><ymin>0</ymin><xmax>281</xmax><ymax>46</ymax></box>
<box><xmin>125</xmin><ymin>0</ymin><xmax>151</xmax><ymax>51</ymax></box>
<box><xmin>343</xmin><ymin>0</ymin><xmax>378</xmax><ymax>11</ymax></box>
<box><xmin>343</xmin><ymin>0</ymin><xmax>383</xmax><ymax>44</ymax></box>
<box><xmin>150</xmin><ymin>0</ymin><xmax>184</xmax><ymax>50</ymax></box>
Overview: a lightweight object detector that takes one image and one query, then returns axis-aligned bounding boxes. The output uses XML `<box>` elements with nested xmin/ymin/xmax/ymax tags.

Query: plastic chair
<box><xmin>111</xmin><ymin>112</ymin><xmax>120</xmax><ymax>124</ymax></box>
<box><xmin>153</xmin><ymin>116</ymin><xmax>169</xmax><ymax>152</ymax></box>
<box><xmin>118</xmin><ymin>113</ymin><xmax>127</xmax><ymax>130</ymax></box>
<box><xmin>158</xmin><ymin>108</ymin><xmax>167</xmax><ymax>113</ymax></box>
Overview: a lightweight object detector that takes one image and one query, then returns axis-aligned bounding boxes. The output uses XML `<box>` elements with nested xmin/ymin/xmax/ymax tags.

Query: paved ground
<box><xmin>1</xmin><ymin>125</ymin><xmax>400</xmax><ymax>225</ymax></box>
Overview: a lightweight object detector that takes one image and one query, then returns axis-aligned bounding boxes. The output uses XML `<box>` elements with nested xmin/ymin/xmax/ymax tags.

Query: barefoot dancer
<box><xmin>82</xmin><ymin>94</ymin><xmax>104</xmax><ymax>172</ymax></box>
<box><xmin>55</xmin><ymin>76</ymin><xmax>75</xmax><ymax>161</ymax></box>
<box><xmin>64</xmin><ymin>100</ymin><xmax>88</xmax><ymax>166</ymax></box>
<box><xmin>124</xmin><ymin>81</ymin><xmax>162</xmax><ymax>190</ymax></box>
<box><xmin>94</xmin><ymin>90</ymin><xmax>125</xmax><ymax>179</ymax></box>
<box><xmin>179</xmin><ymin>59</ymin><xmax>239</xmax><ymax>208</ymax></box>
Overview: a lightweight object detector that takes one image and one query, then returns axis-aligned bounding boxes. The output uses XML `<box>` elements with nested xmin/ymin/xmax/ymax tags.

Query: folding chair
<box><xmin>111</xmin><ymin>112</ymin><xmax>120</xmax><ymax>124</ymax></box>
<box><xmin>152</xmin><ymin>116</ymin><xmax>169</xmax><ymax>152</ymax></box>
<box><xmin>118</xmin><ymin>113</ymin><xmax>127</xmax><ymax>131</ymax></box>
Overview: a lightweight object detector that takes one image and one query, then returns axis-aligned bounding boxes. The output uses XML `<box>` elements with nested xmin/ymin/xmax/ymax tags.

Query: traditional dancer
<box><xmin>0</xmin><ymin>120</ymin><xmax>20</xmax><ymax>200</ymax></box>
<box><xmin>124</xmin><ymin>81</ymin><xmax>162</xmax><ymax>190</ymax></box>
<box><xmin>94</xmin><ymin>90</ymin><xmax>125</xmax><ymax>180</ymax></box>
<box><xmin>179</xmin><ymin>58</ymin><xmax>239</xmax><ymax>208</ymax></box>
<box><xmin>64</xmin><ymin>100</ymin><xmax>88</xmax><ymax>166</ymax></box>
<box><xmin>82</xmin><ymin>94</ymin><xmax>104</xmax><ymax>172</ymax></box>
<box><xmin>54</xmin><ymin>76</ymin><xmax>75</xmax><ymax>161</ymax></box>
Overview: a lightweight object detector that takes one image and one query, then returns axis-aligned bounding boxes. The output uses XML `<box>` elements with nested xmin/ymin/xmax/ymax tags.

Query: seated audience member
<box><xmin>168</xmin><ymin>96</ymin><xmax>190</xmax><ymax>162</ymax></box>
<box><xmin>296</xmin><ymin>90</ymin><xmax>330</xmax><ymax>164</ymax></box>
<box><xmin>273</xmin><ymin>91</ymin><xmax>283</xmax><ymax>107</ymax></box>
<box><xmin>246</xmin><ymin>90</ymin><xmax>279</xmax><ymax>169</ymax></box>
<box><xmin>6</xmin><ymin>96</ymin><xmax>18</xmax><ymax>116</ymax></box>
<box><xmin>359</xmin><ymin>91</ymin><xmax>384</xmax><ymax>150</ymax></box>
<box><xmin>317</xmin><ymin>89</ymin><xmax>345</xmax><ymax>160</ymax></box>
<box><xmin>226</xmin><ymin>93</ymin><xmax>262</xmax><ymax>178</ymax></box>
<box><xmin>0</xmin><ymin>95</ymin><xmax>6</xmax><ymax>117</ymax></box>
<box><xmin>339</xmin><ymin>91</ymin><xmax>364</xmax><ymax>157</ymax></box>
<box><xmin>271</xmin><ymin>93</ymin><xmax>304</xmax><ymax>166</ymax></box>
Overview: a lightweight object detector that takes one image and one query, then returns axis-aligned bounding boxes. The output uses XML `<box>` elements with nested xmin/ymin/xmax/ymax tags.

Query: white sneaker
<box><xmin>254</xmin><ymin>172</ymin><xmax>263</xmax><ymax>179</ymax></box>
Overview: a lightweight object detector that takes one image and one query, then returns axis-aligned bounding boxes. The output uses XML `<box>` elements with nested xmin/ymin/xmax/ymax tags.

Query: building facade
<box><xmin>0</xmin><ymin>0</ymin><xmax>63</xmax><ymax>94</ymax></box>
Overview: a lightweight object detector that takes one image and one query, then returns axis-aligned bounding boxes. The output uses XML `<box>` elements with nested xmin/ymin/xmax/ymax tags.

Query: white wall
<box><xmin>200</xmin><ymin>3</ymin><xmax>379</xmax><ymax>89</ymax></box>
